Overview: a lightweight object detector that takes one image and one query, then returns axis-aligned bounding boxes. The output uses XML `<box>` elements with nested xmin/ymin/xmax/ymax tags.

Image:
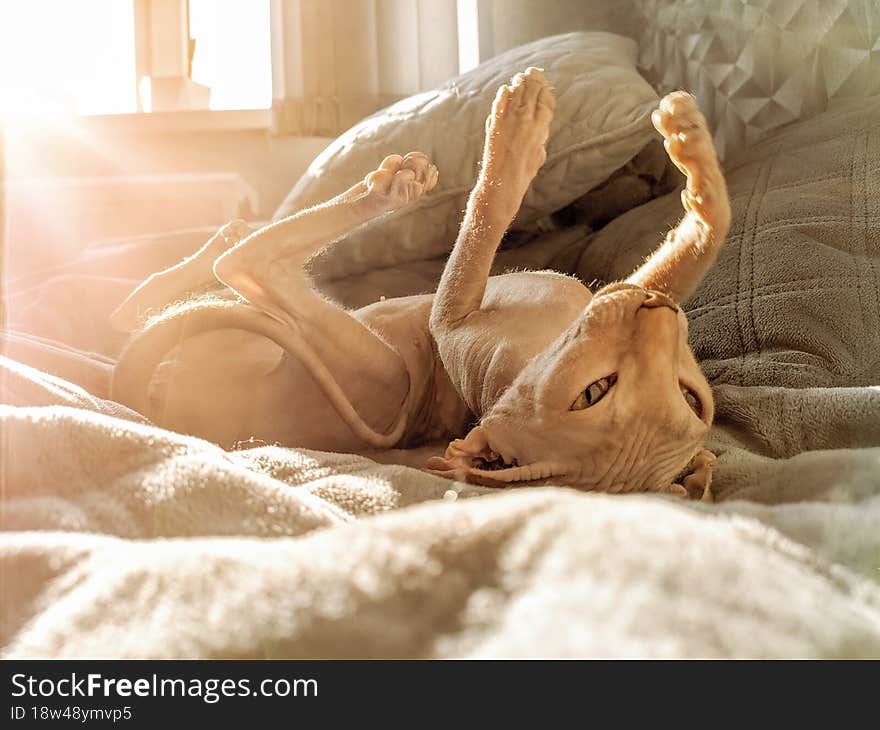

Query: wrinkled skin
<box><xmin>112</xmin><ymin>69</ymin><xmax>729</xmax><ymax>500</ymax></box>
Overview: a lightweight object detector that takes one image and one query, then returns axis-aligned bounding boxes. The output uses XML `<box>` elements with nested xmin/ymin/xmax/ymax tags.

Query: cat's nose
<box><xmin>640</xmin><ymin>290</ymin><xmax>679</xmax><ymax>312</ymax></box>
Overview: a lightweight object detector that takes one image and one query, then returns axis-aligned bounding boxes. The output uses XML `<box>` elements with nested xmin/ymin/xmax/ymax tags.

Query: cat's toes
<box><xmin>219</xmin><ymin>218</ymin><xmax>252</xmax><ymax>242</ymax></box>
<box><xmin>679</xmin><ymin>448</ymin><xmax>716</xmax><ymax>501</ymax></box>
<box><xmin>482</xmin><ymin>67</ymin><xmax>554</xmax><ymax>202</ymax></box>
<box><xmin>652</xmin><ymin>92</ymin><xmax>729</xmax><ymax>232</ymax></box>
<box><xmin>365</xmin><ymin>152</ymin><xmax>438</xmax><ymax>210</ymax></box>
<box><xmin>652</xmin><ymin>92</ymin><xmax>714</xmax><ymax>173</ymax></box>
<box><xmin>401</xmin><ymin>151</ymin><xmax>439</xmax><ymax>193</ymax></box>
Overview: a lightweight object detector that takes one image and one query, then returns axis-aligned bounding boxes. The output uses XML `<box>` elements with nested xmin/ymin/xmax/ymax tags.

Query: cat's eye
<box><xmin>682</xmin><ymin>385</ymin><xmax>703</xmax><ymax>418</ymax></box>
<box><xmin>570</xmin><ymin>374</ymin><xmax>617</xmax><ymax>411</ymax></box>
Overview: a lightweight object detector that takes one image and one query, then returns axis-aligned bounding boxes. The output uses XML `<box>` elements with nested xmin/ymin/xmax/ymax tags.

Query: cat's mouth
<box><xmin>467</xmin><ymin>457</ymin><xmax>563</xmax><ymax>485</ymax></box>
<box><xmin>424</xmin><ymin>435</ymin><xmax>563</xmax><ymax>486</ymax></box>
<box><xmin>473</xmin><ymin>454</ymin><xmax>518</xmax><ymax>471</ymax></box>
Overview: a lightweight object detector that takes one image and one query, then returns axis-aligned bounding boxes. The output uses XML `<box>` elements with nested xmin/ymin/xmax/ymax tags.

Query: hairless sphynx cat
<box><xmin>111</xmin><ymin>68</ymin><xmax>730</xmax><ymax>499</ymax></box>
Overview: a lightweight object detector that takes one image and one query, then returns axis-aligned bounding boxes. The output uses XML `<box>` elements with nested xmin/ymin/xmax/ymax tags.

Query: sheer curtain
<box><xmin>268</xmin><ymin>0</ymin><xmax>638</xmax><ymax>136</ymax></box>
<box><xmin>269</xmin><ymin>0</ymin><xmax>460</xmax><ymax>136</ymax></box>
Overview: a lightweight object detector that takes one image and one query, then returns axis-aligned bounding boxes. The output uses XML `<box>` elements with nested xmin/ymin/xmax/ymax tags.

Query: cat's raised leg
<box><xmin>109</xmin><ymin>219</ymin><xmax>253</xmax><ymax>332</ymax></box>
<box><xmin>210</xmin><ymin>152</ymin><xmax>438</xmax><ymax>446</ymax></box>
<box><xmin>627</xmin><ymin>91</ymin><xmax>730</xmax><ymax>303</ymax></box>
<box><xmin>426</xmin><ymin>67</ymin><xmax>556</xmax><ymax>478</ymax></box>
<box><xmin>430</xmin><ymin>66</ymin><xmax>555</xmax><ymax>333</ymax></box>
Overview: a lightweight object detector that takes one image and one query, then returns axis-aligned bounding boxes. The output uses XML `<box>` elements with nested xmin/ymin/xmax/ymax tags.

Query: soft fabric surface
<box><xmin>275</xmin><ymin>32</ymin><xmax>660</xmax><ymax>280</ymax></box>
<box><xmin>4</xmin><ymin>227</ymin><xmax>224</xmax><ymax>357</ymax></box>
<box><xmin>3</xmin><ymin>358</ymin><xmax>879</xmax><ymax>658</ymax></box>
<box><xmin>576</xmin><ymin>96</ymin><xmax>880</xmax><ymax>503</ymax></box>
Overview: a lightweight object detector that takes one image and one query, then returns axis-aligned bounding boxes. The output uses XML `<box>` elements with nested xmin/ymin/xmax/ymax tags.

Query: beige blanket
<box><xmin>3</xmin><ymin>355</ymin><xmax>879</xmax><ymax>658</ymax></box>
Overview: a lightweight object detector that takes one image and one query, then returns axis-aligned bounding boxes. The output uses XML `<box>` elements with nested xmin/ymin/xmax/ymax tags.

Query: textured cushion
<box><xmin>275</xmin><ymin>32</ymin><xmax>660</xmax><ymax>280</ymax></box>
<box><xmin>636</xmin><ymin>0</ymin><xmax>880</xmax><ymax>159</ymax></box>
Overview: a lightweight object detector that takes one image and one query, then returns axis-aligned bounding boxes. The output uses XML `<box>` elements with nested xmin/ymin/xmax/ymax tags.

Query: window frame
<box><xmin>87</xmin><ymin>0</ymin><xmax>273</xmax><ymax>133</ymax></box>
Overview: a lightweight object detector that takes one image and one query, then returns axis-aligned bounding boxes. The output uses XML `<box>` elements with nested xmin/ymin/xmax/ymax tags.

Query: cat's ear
<box><xmin>423</xmin><ymin>426</ymin><xmax>494</xmax><ymax>481</ymax></box>
<box><xmin>670</xmin><ymin>448</ymin><xmax>716</xmax><ymax>501</ymax></box>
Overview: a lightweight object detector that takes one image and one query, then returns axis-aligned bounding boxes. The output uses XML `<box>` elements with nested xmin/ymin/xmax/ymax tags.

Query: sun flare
<box><xmin>0</xmin><ymin>1</ymin><xmax>137</xmax><ymax>123</ymax></box>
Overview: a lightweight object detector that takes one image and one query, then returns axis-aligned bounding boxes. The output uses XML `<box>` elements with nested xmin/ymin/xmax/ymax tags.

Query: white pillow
<box><xmin>275</xmin><ymin>32</ymin><xmax>660</xmax><ymax>280</ymax></box>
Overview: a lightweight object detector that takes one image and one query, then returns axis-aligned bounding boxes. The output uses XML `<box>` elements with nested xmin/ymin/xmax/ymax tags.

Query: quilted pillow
<box><xmin>636</xmin><ymin>0</ymin><xmax>880</xmax><ymax>159</ymax></box>
<box><xmin>274</xmin><ymin>32</ymin><xmax>660</xmax><ymax>281</ymax></box>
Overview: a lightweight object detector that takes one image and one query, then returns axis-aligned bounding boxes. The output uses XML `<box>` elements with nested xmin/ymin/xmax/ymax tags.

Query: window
<box><xmin>0</xmin><ymin>0</ymin><xmax>137</xmax><ymax>118</ymax></box>
<box><xmin>0</xmin><ymin>0</ymin><xmax>270</xmax><ymax>122</ymax></box>
<box><xmin>188</xmin><ymin>0</ymin><xmax>271</xmax><ymax>112</ymax></box>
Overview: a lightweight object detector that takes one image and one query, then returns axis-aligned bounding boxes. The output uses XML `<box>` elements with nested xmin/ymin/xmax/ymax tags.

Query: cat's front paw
<box><xmin>653</xmin><ymin>92</ymin><xmax>730</xmax><ymax>236</ymax></box>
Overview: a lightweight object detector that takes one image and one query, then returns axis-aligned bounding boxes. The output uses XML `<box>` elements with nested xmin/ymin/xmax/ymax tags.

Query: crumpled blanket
<box><xmin>3</xmin><ymin>355</ymin><xmax>879</xmax><ymax>658</ymax></box>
